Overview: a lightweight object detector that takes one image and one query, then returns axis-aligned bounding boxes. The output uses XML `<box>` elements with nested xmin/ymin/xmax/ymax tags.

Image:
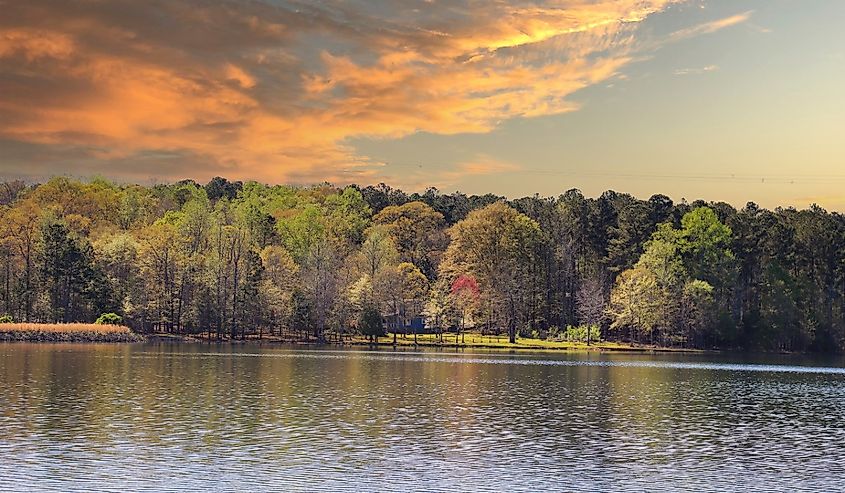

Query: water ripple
<box><xmin>118</xmin><ymin>349</ymin><xmax>845</xmax><ymax>375</ymax></box>
<box><xmin>2</xmin><ymin>344</ymin><xmax>845</xmax><ymax>492</ymax></box>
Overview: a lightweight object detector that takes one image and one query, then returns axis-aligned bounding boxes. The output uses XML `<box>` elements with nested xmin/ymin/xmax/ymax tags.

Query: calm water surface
<box><xmin>2</xmin><ymin>343</ymin><xmax>845</xmax><ymax>492</ymax></box>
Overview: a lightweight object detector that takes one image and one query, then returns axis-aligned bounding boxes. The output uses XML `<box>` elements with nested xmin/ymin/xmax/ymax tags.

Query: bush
<box><xmin>562</xmin><ymin>324</ymin><xmax>601</xmax><ymax>343</ymax></box>
<box><xmin>0</xmin><ymin>314</ymin><xmax>13</xmax><ymax>323</ymax></box>
<box><xmin>358</xmin><ymin>305</ymin><xmax>385</xmax><ymax>340</ymax></box>
<box><xmin>95</xmin><ymin>312</ymin><xmax>123</xmax><ymax>325</ymax></box>
<box><xmin>518</xmin><ymin>325</ymin><xmax>534</xmax><ymax>338</ymax></box>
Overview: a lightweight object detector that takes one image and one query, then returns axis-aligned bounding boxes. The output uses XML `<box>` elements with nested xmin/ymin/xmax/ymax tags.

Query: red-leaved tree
<box><xmin>450</xmin><ymin>274</ymin><xmax>480</xmax><ymax>344</ymax></box>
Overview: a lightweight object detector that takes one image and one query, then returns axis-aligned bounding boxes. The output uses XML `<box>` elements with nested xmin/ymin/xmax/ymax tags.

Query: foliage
<box><xmin>441</xmin><ymin>202</ymin><xmax>541</xmax><ymax>343</ymax></box>
<box><xmin>609</xmin><ymin>207</ymin><xmax>733</xmax><ymax>347</ymax></box>
<box><xmin>95</xmin><ymin>312</ymin><xmax>123</xmax><ymax>325</ymax></box>
<box><xmin>373</xmin><ymin>201</ymin><xmax>447</xmax><ymax>278</ymax></box>
<box><xmin>0</xmin><ymin>177</ymin><xmax>844</xmax><ymax>352</ymax></box>
<box><xmin>358</xmin><ymin>304</ymin><xmax>385</xmax><ymax>340</ymax></box>
<box><xmin>561</xmin><ymin>325</ymin><xmax>601</xmax><ymax>343</ymax></box>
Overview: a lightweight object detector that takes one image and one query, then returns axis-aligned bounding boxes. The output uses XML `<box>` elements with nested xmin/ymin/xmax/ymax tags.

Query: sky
<box><xmin>0</xmin><ymin>0</ymin><xmax>843</xmax><ymax>209</ymax></box>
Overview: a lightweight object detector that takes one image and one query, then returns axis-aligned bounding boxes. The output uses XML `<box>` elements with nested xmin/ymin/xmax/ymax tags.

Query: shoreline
<box><xmin>1</xmin><ymin>333</ymin><xmax>814</xmax><ymax>355</ymax></box>
<box><xmin>140</xmin><ymin>332</ymin><xmax>704</xmax><ymax>353</ymax></box>
<box><xmin>0</xmin><ymin>331</ymin><xmax>145</xmax><ymax>343</ymax></box>
<box><xmin>0</xmin><ymin>323</ymin><xmax>144</xmax><ymax>343</ymax></box>
<box><xmin>0</xmin><ymin>331</ymin><xmax>698</xmax><ymax>352</ymax></box>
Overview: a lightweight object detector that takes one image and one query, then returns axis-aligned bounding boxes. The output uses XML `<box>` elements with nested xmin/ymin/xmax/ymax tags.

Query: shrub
<box><xmin>95</xmin><ymin>312</ymin><xmax>123</xmax><ymax>325</ymax></box>
<box><xmin>0</xmin><ymin>314</ymin><xmax>13</xmax><ymax>323</ymax></box>
<box><xmin>518</xmin><ymin>325</ymin><xmax>533</xmax><ymax>338</ymax></box>
<box><xmin>358</xmin><ymin>305</ymin><xmax>385</xmax><ymax>340</ymax></box>
<box><xmin>562</xmin><ymin>324</ymin><xmax>601</xmax><ymax>343</ymax></box>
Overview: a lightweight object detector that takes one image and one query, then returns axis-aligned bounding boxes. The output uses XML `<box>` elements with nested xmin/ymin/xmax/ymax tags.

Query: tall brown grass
<box><xmin>0</xmin><ymin>323</ymin><xmax>142</xmax><ymax>342</ymax></box>
<box><xmin>0</xmin><ymin>323</ymin><xmax>131</xmax><ymax>334</ymax></box>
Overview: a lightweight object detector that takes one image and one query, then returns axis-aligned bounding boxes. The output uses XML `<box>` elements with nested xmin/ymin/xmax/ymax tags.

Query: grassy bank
<box><xmin>347</xmin><ymin>333</ymin><xmax>700</xmax><ymax>352</ymax></box>
<box><xmin>0</xmin><ymin>323</ymin><xmax>144</xmax><ymax>343</ymax></box>
<box><xmin>181</xmin><ymin>331</ymin><xmax>698</xmax><ymax>352</ymax></box>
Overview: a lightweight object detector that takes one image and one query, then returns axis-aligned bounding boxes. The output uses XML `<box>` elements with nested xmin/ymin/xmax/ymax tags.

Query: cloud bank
<box><xmin>0</xmin><ymin>0</ymin><xmax>746</xmax><ymax>186</ymax></box>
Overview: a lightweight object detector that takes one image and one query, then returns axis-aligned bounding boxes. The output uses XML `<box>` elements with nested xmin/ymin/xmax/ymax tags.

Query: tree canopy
<box><xmin>1</xmin><ymin>177</ymin><xmax>844</xmax><ymax>352</ymax></box>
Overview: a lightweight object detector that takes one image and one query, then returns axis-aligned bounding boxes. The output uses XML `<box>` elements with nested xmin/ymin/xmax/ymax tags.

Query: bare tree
<box><xmin>576</xmin><ymin>275</ymin><xmax>606</xmax><ymax>345</ymax></box>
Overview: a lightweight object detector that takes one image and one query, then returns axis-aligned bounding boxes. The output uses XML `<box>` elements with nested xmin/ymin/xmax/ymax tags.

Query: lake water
<box><xmin>2</xmin><ymin>343</ymin><xmax>845</xmax><ymax>492</ymax></box>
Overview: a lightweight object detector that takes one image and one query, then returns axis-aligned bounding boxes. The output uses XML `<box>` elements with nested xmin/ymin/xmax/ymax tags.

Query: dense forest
<box><xmin>0</xmin><ymin>176</ymin><xmax>843</xmax><ymax>352</ymax></box>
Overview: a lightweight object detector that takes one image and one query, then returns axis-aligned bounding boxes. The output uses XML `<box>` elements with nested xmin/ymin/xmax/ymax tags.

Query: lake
<box><xmin>2</xmin><ymin>343</ymin><xmax>845</xmax><ymax>492</ymax></box>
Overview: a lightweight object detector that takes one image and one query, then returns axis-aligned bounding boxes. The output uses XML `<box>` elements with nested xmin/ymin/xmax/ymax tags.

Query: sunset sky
<box><xmin>1</xmin><ymin>0</ymin><xmax>843</xmax><ymax>209</ymax></box>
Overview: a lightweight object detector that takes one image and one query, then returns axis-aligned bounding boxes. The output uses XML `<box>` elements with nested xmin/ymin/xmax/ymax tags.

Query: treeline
<box><xmin>0</xmin><ymin>177</ymin><xmax>844</xmax><ymax>352</ymax></box>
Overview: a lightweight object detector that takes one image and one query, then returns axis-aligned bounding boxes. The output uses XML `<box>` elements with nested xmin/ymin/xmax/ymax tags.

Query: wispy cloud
<box><xmin>0</xmin><ymin>0</ymin><xmax>745</xmax><ymax>186</ymax></box>
<box><xmin>668</xmin><ymin>11</ymin><xmax>753</xmax><ymax>42</ymax></box>
<box><xmin>674</xmin><ymin>64</ymin><xmax>719</xmax><ymax>76</ymax></box>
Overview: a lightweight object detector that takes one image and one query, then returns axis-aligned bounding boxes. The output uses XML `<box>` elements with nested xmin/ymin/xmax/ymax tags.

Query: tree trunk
<box><xmin>508</xmin><ymin>297</ymin><xmax>517</xmax><ymax>344</ymax></box>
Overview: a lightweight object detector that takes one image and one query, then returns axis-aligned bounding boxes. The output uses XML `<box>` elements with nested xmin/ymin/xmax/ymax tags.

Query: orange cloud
<box><xmin>0</xmin><ymin>1</ymin><xmax>737</xmax><ymax>187</ymax></box>
<box><xmin>0</xmin><ymin>28</ymin><xmax>76</xmax><ymax>60</ymax></box>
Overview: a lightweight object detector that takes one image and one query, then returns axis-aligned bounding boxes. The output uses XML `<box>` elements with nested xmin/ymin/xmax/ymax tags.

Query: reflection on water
<box><xmin>2</xmin><ymin>343</ymin><xmax>845</xmax><ymax>492</ymax></box>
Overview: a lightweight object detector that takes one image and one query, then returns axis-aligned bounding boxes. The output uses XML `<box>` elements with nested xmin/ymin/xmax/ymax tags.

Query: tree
<box><xmin>675</xmin><ymin>207</ymin><xmax>735</xmax><ymax>288</ymax></box>
<box><xmin>374</xmin><ymin>264</ymin><xmax>404</xmax><ymax>345</ymax></box>
<box><xmin>681</xmin><ymin>279</ymin><xmax>715</xmax><ymax>347</ymax></box>
<box><xmin>238</xmin><ymin>249</ymin><xmax>265</xmax><ymax>339</ymax></box>
<box><xmin>398</xmin><ymin>262</ymin><xmax>428</xmax><ymax>344</ymax></box>
<box><xmin>440</xmin><ymin>202</ymin><xmax>541</xmax><ymax>343</ymax></box>
<box><xmin>0</xmin><ymin>180</ymin><xmax>26</xmax><ymax>206</ymax></box>
<box><xmin>40</xmin><ymin>220</ymin><xmax>111</xmax><ymax>322</ymax></box>
<box><xmin>137</xmin><ymin>221</ymin><xmax>187</xmax><ymax>333</ymax></box>
<box><xmin>373</xmin><ymin>201</ymin><xmax>447</xmax><ymax>278</ymax></box>
<box><xmin>359</xmin><ymin>226</ymin><xmax>398</xmax><ymax>281</ymax></box>
<box><xmin>205</xmin><ymin>177</ymin><xmax>242</xmax><ymax>202</ymax></box>
<box><xmin>0</xmin><ymin>199</ymin><xmax>41</xmax><ymax>321</ymax></box>
<box><xmin>301</xmin><ymin>238</ymin><xmax>341</xmax><ymax>342</ymax></box>
<box><xmin>576</xmin><ymin>275</ymin><xmax>606</xmax><ymax>345</ymax></box>
<box><xmin>450</xmin><ymin>274</ymin><xmax>480</xmax><ymax>344</ymax></box>
<box><xmin>2</xmin><ymin>176</ymin><xmax>845</xmax><ymax>352</ymax></box>
<box><xmin>260</xmin><ymin>245</ymin><xmax>298</xmax><ymax>335</ymax></box>
<box><xmin>324</xmin><ymin>186</ymin><xmax>372</xmax><ymax>245</ymax></box>
<box><xmin>96</xmin><ymin>234</ymin><xmax>140</xmax><ymax>316</ymax></box>
<box><xmin>608</xmin><ymin>265</ymin><xmax>661</xmax><ymax>343</ymax></box>
<box><xmin>289</xmin><ymin>288</ymin><xmax>313</xmax><ymax>339</ymax></box>
<box><xmin>608</xmin><ymin>208</ymin><xmax>734</xmax><ymax>346</ymax></box>
<box><xmin>276</xmin><ymin>204</ymin><xmax>325</xmax><ymax>263</ymax></box>
<box><xmin>606</xmin><ymin>194</ymin><xmax>653</xmax><ymax>275</ymax></box>
<box><xmin>424</xmin><ymin>279</ymin><xmax>454</xmax><ymax>343</ymax></box>
<box><xmin>358</xmin><ymin>303</ymin><xmax>384</xmax><ymax>342</ymax></box>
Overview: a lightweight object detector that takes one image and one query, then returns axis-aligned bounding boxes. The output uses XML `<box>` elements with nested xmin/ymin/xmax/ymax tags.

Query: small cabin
<box><xmin>384</xmin><ymin>315</ymin><xmax>429</xmax><ymax>333</ymax></box>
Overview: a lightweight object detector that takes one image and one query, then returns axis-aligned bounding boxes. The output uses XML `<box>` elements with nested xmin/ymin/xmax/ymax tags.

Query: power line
<box><xmin>381</xmin><ymin>162</ymin><xmax>845</xmax><ymax>184</ymax></box>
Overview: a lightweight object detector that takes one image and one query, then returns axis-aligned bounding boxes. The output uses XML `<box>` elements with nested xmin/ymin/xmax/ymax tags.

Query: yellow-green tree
<box><xmin>373</xmin><ymin>201</ymin><xmax>447</xmax><ymax>278</ymax></box>
<box><xmin>440</xmin><ymin>202</ymin><xmax>541</xmax><ymax>343</ymax></box>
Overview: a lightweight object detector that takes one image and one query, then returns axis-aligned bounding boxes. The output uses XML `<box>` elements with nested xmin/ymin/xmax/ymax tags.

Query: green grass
<box><xmin>346</xmin><ymin>332</ymin><xmax>697</xmax><ymax>352</ymax></box>
<box><xmin>153</xmin><ymin>329</ymin><xmax>700</xmax><ymax>353</ymax></box>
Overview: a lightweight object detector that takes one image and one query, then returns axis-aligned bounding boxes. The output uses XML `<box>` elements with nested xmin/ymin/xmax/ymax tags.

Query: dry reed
<box><xmin>0</xmin><ymin>323</ymin><xmax>142</xmax><ymax>342</ymax></box>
